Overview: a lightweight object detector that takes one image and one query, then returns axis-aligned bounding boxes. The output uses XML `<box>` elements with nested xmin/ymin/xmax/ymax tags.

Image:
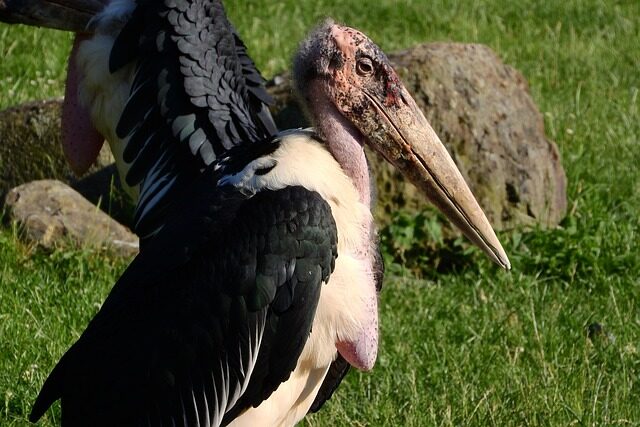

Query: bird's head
<box><xmin>294</xmin><ymin>20</ymin><xmax>403</xmax><ymax>123</ymax></box>
<box><xmin>294</xmin><ymin>21</ymin><xmax>511</xmax><ymax>269</ymax></box>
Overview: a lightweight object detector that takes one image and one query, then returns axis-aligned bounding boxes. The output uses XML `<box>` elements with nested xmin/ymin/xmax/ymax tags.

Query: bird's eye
<box><xmin>356</xmin><ymin>57</ymin><xmax>374</xmax><ymax>76</ymax></box>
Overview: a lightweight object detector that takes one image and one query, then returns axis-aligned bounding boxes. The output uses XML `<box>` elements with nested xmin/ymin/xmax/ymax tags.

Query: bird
<box><xmin>2</xmin><ymin>0</ymin><xmax>278</xmax><ymax>239</ymax></box>
<box><xmin>3</xmin><ymin>1</ymin><xmax>512</xmax><ymax>425</ymax></box>
<box><xmin>23</xmin><ymin>15</ymin><xmax>511</xmax><ymax>426</ymax></box>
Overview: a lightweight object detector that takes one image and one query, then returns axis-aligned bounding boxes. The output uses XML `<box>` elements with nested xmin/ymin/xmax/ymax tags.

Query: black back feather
<box><xmin>110</xmin><ymin>0</ymin><xmax>277</xmax><ymax>238</ymax></box>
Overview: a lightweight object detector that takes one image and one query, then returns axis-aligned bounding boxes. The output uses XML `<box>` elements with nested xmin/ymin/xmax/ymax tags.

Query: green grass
<box><xmin>1</xmin><ymin>0</ymin><xmax>639</xmax><ymax>425</ymax></box>
<box><xmin>0</xmin><ymin>227</ymin><xmax>127</xmax><ymax>426</ymax></box>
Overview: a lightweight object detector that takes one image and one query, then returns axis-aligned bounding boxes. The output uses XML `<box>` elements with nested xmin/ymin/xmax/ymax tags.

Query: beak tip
<box><xmin>494</xmin><ymin>249</ymin><xmax>511</xmax><ymax>271</ymax></box>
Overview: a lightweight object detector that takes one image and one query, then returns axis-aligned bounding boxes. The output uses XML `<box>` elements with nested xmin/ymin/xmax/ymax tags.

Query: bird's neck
<box><xmin>308</xmin><ymin>88</ymin><xmax>371</xmax><ymax>208</ymax></box>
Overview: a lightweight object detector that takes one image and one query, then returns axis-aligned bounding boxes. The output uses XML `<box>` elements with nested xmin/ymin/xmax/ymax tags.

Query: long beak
<box><xmin>0</xmin><ymin>0</ymin><xmax>103</xmax><ymax>32</ymax></box>
<box><xmin>363</xmin><ymin>88</ymin><xmax>511</xmax><ymax>270</ymax></box>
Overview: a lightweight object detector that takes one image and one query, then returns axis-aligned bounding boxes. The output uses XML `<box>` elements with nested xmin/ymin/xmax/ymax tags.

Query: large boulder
<box><xmin>267</xmin><ymin>43</ymin><xmax>567</xmax><ymax>231</ymax></box>
<box><xmin>5</xmin><ymin>180</ymin><xmax>138</xmax><ymax>257</ymax></box>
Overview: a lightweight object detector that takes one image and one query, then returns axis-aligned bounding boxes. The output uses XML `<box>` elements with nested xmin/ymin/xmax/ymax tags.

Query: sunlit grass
<box><xmin>0</xmin><ymin>26</ymin><xmax>71</xmax><ymax>109</ymax></box>
<box><xmin>1</xmin><ymin>0</ymin><xmax>639</xmax><ymax>425</ymax></box>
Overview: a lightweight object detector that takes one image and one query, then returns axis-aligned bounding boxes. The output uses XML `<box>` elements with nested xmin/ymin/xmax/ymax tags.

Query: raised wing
<box><xmin>29</xmin><ymin>181</ymin><xmax>337</xmax><ymax>427</ymax></box>
<box><xmin>108</xmin><ymin>0</ymin><xmax>277</xmax><ymax>237</ymax></box>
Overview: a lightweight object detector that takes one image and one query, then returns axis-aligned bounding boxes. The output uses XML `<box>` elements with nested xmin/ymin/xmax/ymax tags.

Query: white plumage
<box><xmin>220</xmin><ymin>133</ymin><xmax>378</xmax><ymax>425</ymax></box>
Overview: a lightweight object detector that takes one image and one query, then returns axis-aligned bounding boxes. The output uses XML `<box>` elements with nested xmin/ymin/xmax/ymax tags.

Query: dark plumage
<box><xmin>108</xmin><ymin>0</ymin><xmax>277</xmax><ymax>237</ymax></box>
<box><xmin>30</xmin><ymin>163</ymin><xmax>338</xmax><ymax>426</ymax></box>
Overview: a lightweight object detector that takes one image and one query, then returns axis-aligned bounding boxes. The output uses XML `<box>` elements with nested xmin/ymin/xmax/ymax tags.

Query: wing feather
<box><xmin>110</xmin><ymin>0</ymin><xmax>277</xmax><ymax>237</ymax></box>
<box><xmin>30</xmin><ymin>183</ymin><xmax>337</xmax><ymax>427</ymax></box>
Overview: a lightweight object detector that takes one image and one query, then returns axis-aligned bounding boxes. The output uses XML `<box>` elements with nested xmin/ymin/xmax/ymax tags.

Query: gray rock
<box><xmin>5</xmin><ymin>180</ymin><xmax>138</xmax><ymax>257</ymax></box>
<box><xmin>267</xmin><ymin>43</ymin><xmax>567</xmax><ymax>231</ymax></box>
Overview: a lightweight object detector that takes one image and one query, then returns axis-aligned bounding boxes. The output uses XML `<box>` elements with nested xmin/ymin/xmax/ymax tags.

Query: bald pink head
<box><xmin>294</xmin><ymin>20</ymin><xmax>405</xmax><ymax>120</ymax></box>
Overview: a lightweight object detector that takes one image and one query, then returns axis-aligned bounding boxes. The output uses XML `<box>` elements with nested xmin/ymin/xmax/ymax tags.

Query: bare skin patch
<box><xmin>62</xmin><ymin>34</ymin><xmax>105</xmax><ymax>175</ymax></box>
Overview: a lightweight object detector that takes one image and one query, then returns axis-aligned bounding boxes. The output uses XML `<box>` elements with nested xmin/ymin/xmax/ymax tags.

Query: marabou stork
<box><xmin>3</xmin><ymin>2</ymin><xmax>511</xmax><ymax>426</ymax></box>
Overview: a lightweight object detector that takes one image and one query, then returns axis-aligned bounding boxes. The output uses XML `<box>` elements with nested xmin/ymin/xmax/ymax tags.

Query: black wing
<box><xmin>109</xmin><ymin>0</ymin><xmax>277</xmax><ymax>237</ymax></box>
<box><xmin>29</xmin><ymin>182</ymin><xmax>337</xmax><ymax>427</ymax></box>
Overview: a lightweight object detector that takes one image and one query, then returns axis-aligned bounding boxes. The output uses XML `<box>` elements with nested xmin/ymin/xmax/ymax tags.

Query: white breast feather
<box><xmin>222</xmin><ymin>132</ymin><xmax>377</xmax><ymax>426</ymax></box>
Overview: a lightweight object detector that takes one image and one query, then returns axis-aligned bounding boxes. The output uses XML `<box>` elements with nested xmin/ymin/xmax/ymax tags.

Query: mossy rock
<box><xmin>0</xmin><ymin>99</ymin><xmax>71</xmax><ymax>195</ymax></box>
